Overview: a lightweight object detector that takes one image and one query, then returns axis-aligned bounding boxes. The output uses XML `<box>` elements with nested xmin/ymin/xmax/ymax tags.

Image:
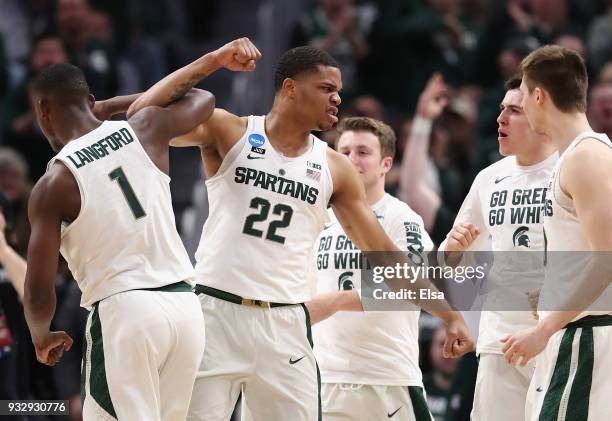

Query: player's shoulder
<box><xmin>479</xmin><ymin>156</ymin><xmax>515</xmax><ymax>178</ymax></box>
<box><xmin>29</xmin><ymin>162</ymin><xmax>78</xmax><ymax>213</ymax></box>
<box><xmin>568</xmin><ymin>134</ymin><xmax>612</xmax><ymax>161</ymax></box>
<box><xmin>564</xmin><ymin>136</ymin><xmax>612</xmax><ymax>181</ymax></box>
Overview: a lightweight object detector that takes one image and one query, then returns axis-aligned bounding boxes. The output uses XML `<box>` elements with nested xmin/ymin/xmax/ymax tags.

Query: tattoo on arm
<box><xmin>169</xmin><ymin>73</ymin><xmax>207</xmax><ymax>102</ymax></box>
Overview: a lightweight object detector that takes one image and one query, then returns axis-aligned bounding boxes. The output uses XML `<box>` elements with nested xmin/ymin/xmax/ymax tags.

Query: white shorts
<box><xmin>526</xmin><ymin>317</ymin><xmax>612</xmax><ymax>421</ymax></box>
<box><xmin>81</xmin><ymin>284</ymin><xmax>205</xmax><ymax>421</ymax></box>
<box><xmin>319</xmin><ymin>383</ymin><xmax>433</xmax><ymax>421</ymax></box>
<box><xmin>471</xmin><ymin>353</ymin><xmax>535</xmax><ymax>421</ymax></box>
<box><xmin>188</xmin><ymin>293</ymin><xmax>319</xmax><ymax>421</ymax></box>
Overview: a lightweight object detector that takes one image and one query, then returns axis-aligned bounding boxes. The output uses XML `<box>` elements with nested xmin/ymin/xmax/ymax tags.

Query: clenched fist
<box><xmin>213</xmin><ymin>37</ymin><xmax>262</xmax><ymax>72</ymax></box>
<box><xmin>446</xmin><ymin>222</ymin><xmax>480</xmax><ymax>252</ymax></box>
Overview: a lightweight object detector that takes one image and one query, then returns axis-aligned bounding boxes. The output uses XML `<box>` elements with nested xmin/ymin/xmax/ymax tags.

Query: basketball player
<box><xmin>129</xmin><ymin>43</ymin><xmax>473</xmax><ymax>420</ymax></box>
<box><xmin>307</xmin><ymin>116</ymin><xmax>437</xmax><ymax>421</ymax></box>
<box><xmin>502</xmin><ymin>45</ymin><xmax>612</xmax><ymax>421</ymax></box>
<box><xmin>438</xmin><ymin>73</ymin><xmax>557</xmax><ymax>421</ymax></box>
<box><xmin>23</xmin><ymin>63</ymin><xmax>214</xmax><ymax>420</ymax></box>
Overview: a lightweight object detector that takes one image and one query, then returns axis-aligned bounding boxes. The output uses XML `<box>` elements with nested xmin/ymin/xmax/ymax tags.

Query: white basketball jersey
<box><xmin>440</xmin><ymin>153</ymin><xmax>557</xmax><ymax>354</ymax></box>
<box><xmin>540</xmin><ymin>131</ymin><xmax>612</xmax><ymax>320</ymax></box>
<box><xmin>314</xmin><ymin>194</ymin><xmax>433</xmax><ymax>386</ymax></box>
<box><xmin>194</xmin><ymin>115</ymin><xmax>333</xmax><ymax>303</ymax></box>
<box><xmin>49</xmin><ymin>121</ymin><xmax>195</xmax><ymax>309</ymax></box>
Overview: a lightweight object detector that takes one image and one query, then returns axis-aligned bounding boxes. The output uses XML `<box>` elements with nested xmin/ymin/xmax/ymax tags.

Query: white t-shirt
<box><xmin>313</xmin><ymin>193</ymin><xmax>433</xmax><ymax>386</ymax></box>
<box><xmin>440</xmin><ymin>153</ymin><xmax>557</xmax><ymax>354</ymax></box>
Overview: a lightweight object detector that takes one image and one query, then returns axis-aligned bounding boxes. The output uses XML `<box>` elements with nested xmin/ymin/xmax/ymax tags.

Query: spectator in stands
<box><xmin>423</xmin><ymin>324</ymin><xmax>458</xmax><ymax>421</ymax></box>
<box><xmin>400</xmin><ymin>73</ymin><xmax>457</xmax><ymax>244</ymax></box>
<box><xmin>588</xmin><ymin>83</ymin><xmax>612</xmax><ymax>138</ymax></box>
<box><xmin>1</xmin><ymin>33</ymin><xmax>66</xmax><ymax>181</ymax></box>
<box><xmin>0</xmin><ymin>148</ymin><xmax>30</xmax><ymax>407</ymax></box>
<box><xmin>598</xmin><ymin>60</ymin><xmax>612</xmax><ymax>84</ymax></box>
<box><xmin>365</xmin><ymin>0</ymin><xmax>480</xmax><ymax>112</ymax></box>
<box><xmin>56</xmin><ymin>0</ymin><xmax>118</xmax><ymax>98</ymax></box>
<box><xmin>587</xmin><ymin>0</ymin><xmax>612</xmax><ymax>73</ymax></box>
<box><xmin>292</xmin><ymin>0</ymin><xmax>370</xmax><ymax>98</ymax></box>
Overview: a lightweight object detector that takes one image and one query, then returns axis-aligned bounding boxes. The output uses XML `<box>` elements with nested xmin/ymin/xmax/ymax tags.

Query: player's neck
<box><xmin>55</xmin><ymin>109</ymin><xmax>102</xmax><ymax>146</ymax></box>
<box><xmin>265</xmin><ymin>107</ymin><xmax>313</xmax><ymax>157</ymax></box>
<box><xmin>366</xmin><ymin>182</ymin><xmax>386</xmax><ymax>206</ymax></box>
<box><xmin>547</xmin><ymin>112</ymin><xmax>592</xmax><ymax>155</ymax></box>
<box><xmin>515</xmin><ymin>144</ymin><xmax>556</xmax><ymax>166</ymax></box>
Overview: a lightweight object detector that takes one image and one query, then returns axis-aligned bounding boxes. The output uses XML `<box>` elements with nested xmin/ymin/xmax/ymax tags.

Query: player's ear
<box><xmin>381</xmin><ymin>156</ymin><xmax>393</xmax><ymax>174</ymax></box>
<box><xmin>88</xmin><ymin>94</ymin><xmax>96</xmax><ymax>109</ymax></box>
<box><xmin>282</xmin><ymin>78</ymin><xmax>297</xmax><ymax>99</ymax></box>
<box><xmin>534</xmin><ymin>87</ymin><xmax>544</xmax><ymax>106</ymax></box>
<box><xmin>37</xmin><ymin>97</ymin><xmax>51</xmax><ymax>120</ymax></box>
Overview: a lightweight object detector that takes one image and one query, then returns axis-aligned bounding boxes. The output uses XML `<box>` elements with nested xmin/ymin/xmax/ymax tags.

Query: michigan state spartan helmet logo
<box><xmin>512</xmin><ymin>226</ymin><xmax>530</xmax><ymax>248</ymax></box>
<box><xmin>338</xmin><ymin>271</ymin><xmax>355</xmax><ymax>290</ymax></box>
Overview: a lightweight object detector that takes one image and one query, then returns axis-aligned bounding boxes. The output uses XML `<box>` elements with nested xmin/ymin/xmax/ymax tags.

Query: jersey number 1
<box><xmin>243</xmin><ymin>197</ymin><xmax>293</xmax><ymax>244</ymax></box>
<box><xmin>109</xmin><ymin>167</ymin><xmax>146</xmax><ymax>219</ymax></box>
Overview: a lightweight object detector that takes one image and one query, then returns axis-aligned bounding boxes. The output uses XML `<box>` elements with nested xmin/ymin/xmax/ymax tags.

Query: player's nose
<box><xmin>331</xmin><ymin>92</ymin><xmax>341</xmax><ymax>106</ymax></box>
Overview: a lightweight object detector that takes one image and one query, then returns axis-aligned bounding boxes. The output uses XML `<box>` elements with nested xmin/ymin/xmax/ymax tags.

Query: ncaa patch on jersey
<box><xmin>248</xmin><ymin>133</ymin><xmax>265</xmax><ymax>147</ymax></box>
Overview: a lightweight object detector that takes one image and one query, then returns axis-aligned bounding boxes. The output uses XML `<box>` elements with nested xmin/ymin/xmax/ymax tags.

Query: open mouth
<box><xmin>327</xmin><ymin>107</ymin><xmax>338</xmax><ymax>123</ymax></box>
<box><xmin>498</xmin><ymin>129</ymin><xmax>508</xmax><ymax>140</ymax></box>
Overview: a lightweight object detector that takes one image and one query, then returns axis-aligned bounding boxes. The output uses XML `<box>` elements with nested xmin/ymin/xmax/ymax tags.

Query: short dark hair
<box><xmin>32</xmin><ymin>63</ymin><xmax>90</xmax><ymax>102</ymax></box>
<box><xmin>32</xmin><ymin>31</ymin><xmax>61</xmax><ymax>49</ymax></box>
<box><xmin>504</xmin><ymin>74</ymin><xmax>522</xmax><ymax>91</ymax></box>
<box><xmin>274</xmin><ymin>46</ymin><xmax>339</xmax><ymax>91</ymax></box>
<box><xmin>520</xmin><ymin>45</ymin><xmax>588</xmax><ymax>112</ymax></box>
<box><xmin>336</xmin><ymin>117</ymin><xmax>397</xmax><ymax>159</ymax></box>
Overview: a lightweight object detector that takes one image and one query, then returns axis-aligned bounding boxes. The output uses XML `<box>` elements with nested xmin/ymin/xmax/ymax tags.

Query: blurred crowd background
<box><xmin>0</xmin><ymin>0</ymin><xmax>611</xmax><ymax>420</ymax></box>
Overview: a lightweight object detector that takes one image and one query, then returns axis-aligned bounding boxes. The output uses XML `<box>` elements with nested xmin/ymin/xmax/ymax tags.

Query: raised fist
<box><xmin>213</xmin><ymin>37</ymin><xmax>262</xmax><ymax>72</ymax></box>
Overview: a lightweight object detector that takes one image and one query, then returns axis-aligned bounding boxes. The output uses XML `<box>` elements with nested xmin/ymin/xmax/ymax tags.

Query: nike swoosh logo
<box><xmin>536</xmin><ymin>386</ymin><xmax>543</xmax><ymax>392</ymax></box>
<box><xmin>387</xmin><ymin>407</ymin><xmax>402</xmax><ymax>418</ymax></box>
<box><xmin>323</xmin><ymin>223</ymin><xmax>334</xmax><ymax>230</ymax></box>
<box><xmin>247</xmin><ymin>154</ymin><xmax>264</xmax><ymax>160</ymax></box>
<box><xmin>289</xmin><ymin>356</ymin><xmax>305</xmax><ymax>365</ymax></box>
<box><xmin>494</xmin><ymin>175</ymin><xmax>511</xmax><ymax>184</ymax></box>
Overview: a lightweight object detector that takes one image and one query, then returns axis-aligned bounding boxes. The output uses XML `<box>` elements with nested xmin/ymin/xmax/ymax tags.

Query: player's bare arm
<box><xmin>92</xmin><ymin>93</ymin><xmax>143</xmax><ymax>121</ymax></box>
<box><xmin>0</xmin><ymin>211</ymin><xmax>27</xmax><ymax>301</ymax></box>
<box><xmin>306</xmin><ymin>290</ymin><xmax>363</xmax><ymax>324</ymax></box>
<box><xmin>400</xmin><ymin>73</ymin><xmax>448</xmax><ymax>230</ymax></box>
<box><xmin>24</xmin><ymin>163</ymin><xmax>79</xmax><ymax>366</ymax></box>
<box><xmin>502</xmin><ymin>140</ymin><xmax>612</xmax><ymax>366</ymax></box>
<box><xmin>128</xmin><ymin>37</ymin><xmax>260</xmax><ymax>117</ymax></box>
<box><xmin>125</xmin><ymin>38</ymin><xmax>260</xmax><ymax>174</ymax></box>
<box><xmin>127</xmin><ymin>88</ymin><xmax>215</xmax><ymax>174</ymax></box>
<box><xmin>327</xmin><ymin>148</ymin><xmax>474</xmax><ymax>357</ymax></box>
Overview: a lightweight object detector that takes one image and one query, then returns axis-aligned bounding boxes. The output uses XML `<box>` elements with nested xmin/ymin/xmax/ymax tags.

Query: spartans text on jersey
<box><xmin>234</xmin><ymin>166</ymin><xmax>319</xmax><ymax>204</ymax></box>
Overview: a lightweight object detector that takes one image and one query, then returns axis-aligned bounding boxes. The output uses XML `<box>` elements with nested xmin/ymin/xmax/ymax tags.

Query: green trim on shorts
<box><xmin>566</xmin><ymin>327</ymin><xmax>594</xmax><ymax>420</ymax></box>
<box><xmin>539</xmin><ymin>327</ymin><xmax>576</xmax><ymax>421</ymax></box>
<box><xmin>407</xmin><ymin>386</ymin><xmax>433</xmax><ymax>421</ymax></box>
<box><xmin>300</xmin><ymin>303</ymin><xmax>322</xmax><ymax>421</ymax></box>
<box><xmin>80</xmin><ymin>324</ymin><xmax>87</xmax><ymax>406</ymax></box>
<box><xmin>89</xmin><ymin>304</ymin><xmax>117</xmax><ymax>419</ymax></box>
